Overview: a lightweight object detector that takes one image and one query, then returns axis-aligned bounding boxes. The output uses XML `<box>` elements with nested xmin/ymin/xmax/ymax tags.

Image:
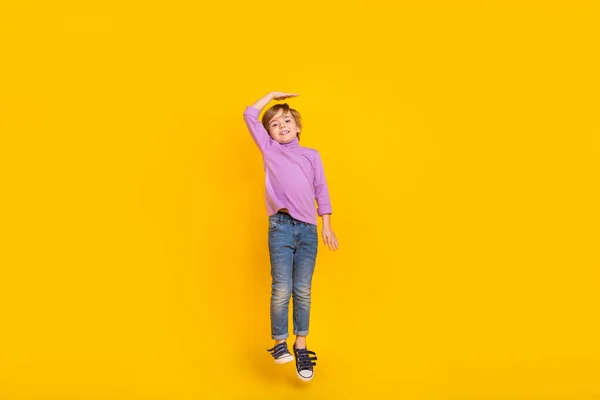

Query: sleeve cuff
<box><xmin>317</xmin><ymin>205</ymin><xmax>332</xmax><ymax>216</ymax></box>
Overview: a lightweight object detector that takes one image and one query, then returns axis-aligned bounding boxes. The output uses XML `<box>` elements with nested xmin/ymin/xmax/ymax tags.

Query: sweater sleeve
<box><xmin>313</xmin><ymin>151</ymin><xmax>332</xmax><ymax>216</ymax></box>
<box><xmin>243</xmin><ymin>106</ymin><xmax>272</xmax><ymax>152</ymax></box>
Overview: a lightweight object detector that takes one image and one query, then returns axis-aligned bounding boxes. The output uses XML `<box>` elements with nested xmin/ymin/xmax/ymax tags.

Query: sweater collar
<box><xmin>279</xmin><ymin>136</ymin><xmax>300</xmax><ymax>148</ymax></box>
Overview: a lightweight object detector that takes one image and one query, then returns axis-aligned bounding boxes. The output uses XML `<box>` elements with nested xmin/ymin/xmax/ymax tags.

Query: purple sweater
<box><xmin>243</xmin><ymin>106</ymin><xmax>332</xmax><ymax>226</ymax></box>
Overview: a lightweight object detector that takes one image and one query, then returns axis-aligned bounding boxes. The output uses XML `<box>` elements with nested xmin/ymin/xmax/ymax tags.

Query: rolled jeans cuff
<box><xmin>272</xmin><ymin>333</ymin><xmax>289</xmax><ymax>340</ymax></box>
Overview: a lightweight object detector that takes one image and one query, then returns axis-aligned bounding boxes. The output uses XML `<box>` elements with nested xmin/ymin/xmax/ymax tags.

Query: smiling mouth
<box><xmin>279</xmin><ymin>130</ymin><xmax>289</xmax><ymax>136</ymax></box>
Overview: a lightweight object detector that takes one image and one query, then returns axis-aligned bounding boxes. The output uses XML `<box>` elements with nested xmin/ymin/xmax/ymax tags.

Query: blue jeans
<box><xmin>268</xmin><ymin>211</ymin><xmax>319</xmax><ymax>340</ymax></box>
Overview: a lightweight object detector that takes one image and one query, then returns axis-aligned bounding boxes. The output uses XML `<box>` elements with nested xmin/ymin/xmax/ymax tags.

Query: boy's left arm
<box><xmin>320</xmin><ymin>213</ymin><xmax>339</xmax><ymax>251</ymax></box>
<box><xmin>314</xmin><ymin>151</ymin><xmax>338</xmax><ymax>251</ymax></box>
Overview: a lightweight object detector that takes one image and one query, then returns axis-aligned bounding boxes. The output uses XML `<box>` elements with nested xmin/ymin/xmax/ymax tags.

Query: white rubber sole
<box><xmin>274</xmin><ymin>354</ymin><xmax>294</xmax><ymax>364</ymax></box>
<box><xmin>296</xmin><ymin>369</ymin><xmax>314</xmax><ymax>382</ymax></box>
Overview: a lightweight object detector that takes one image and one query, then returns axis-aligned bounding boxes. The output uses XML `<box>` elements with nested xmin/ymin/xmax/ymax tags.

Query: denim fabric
<box><xmin>268</xmin><ymin>211</ymin><xmax>318</xmax><ymax>340</ymax></box>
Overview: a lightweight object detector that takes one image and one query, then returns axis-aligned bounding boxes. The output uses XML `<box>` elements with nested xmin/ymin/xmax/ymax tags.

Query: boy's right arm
<box><xmin>243</xmin><ymin>106</ymin><xmax>270</xmax><ymax>152</ymax></box>
<box><xmin>243</xmin><ymin>92</ymin><xmax>299</xmax><ymax>152</ymax></box>
<box><xmin>250</xmin><ymin>92</ymin><xmax>275</xmax><ymax>111</ymax></box>
<box><xmin>243</xmin><ymin>93</ymin><xmax>274</xmax><ymax>152</ymax></box>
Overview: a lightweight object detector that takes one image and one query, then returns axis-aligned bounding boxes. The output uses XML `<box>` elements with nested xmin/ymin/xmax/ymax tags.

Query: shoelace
<box><xmin>266</xmin><ymin>342</ymin><xmax>291</xmax><ymax>359</ymax></box>
<box><xmin>294</xmin><ymin>348</ymin><xmax>317</xmax><ymax>369</ymax></box>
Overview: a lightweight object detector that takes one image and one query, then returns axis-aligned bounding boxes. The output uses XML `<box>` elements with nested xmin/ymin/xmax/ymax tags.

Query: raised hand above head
<box><xmin>271</xmin><ymin>92</ymin><xmax>299</xmax><ymax>101</ymax></box>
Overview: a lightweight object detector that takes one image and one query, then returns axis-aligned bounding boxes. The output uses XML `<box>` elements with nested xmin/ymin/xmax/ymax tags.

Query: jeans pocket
<box><xmin>269</xmin><ymin>221</ymin><xmax>279</xmax><ymax>232</ymax></box>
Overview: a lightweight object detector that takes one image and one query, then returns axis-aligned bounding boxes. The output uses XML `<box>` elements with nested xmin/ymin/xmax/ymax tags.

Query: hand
<box><xmin>271</xmin><ymin>92</ymin><xmax>299</xmax><ymax>101</ymax></box>
<box><xmin>322</xmin><ymin>228</ymin><xmax>339</xmax><ymax>251</ymax></box>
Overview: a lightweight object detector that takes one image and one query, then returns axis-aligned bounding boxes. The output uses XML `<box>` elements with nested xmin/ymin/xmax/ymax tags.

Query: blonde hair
<box><xmin>262</xmin><ymin>103</ymin><xmax>303</xmax><ymax>142</ymax></box>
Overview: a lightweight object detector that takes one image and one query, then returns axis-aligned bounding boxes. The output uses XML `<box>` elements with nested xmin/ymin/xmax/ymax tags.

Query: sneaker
<box><xmin>266</xmin><ymin>342</ymin><xmax>294</xmax><ymax>364</ymax></box>
<box><xmin>293</xmin><ymin>346</ymin><xmax>317</xmax><ymax>382</ymax></box>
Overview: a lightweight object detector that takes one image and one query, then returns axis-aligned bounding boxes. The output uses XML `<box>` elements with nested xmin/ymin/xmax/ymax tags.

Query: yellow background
<box><xmin>1</xmin><ymin>0</ymin><xmax>599</xmax><ymax>398</ymax></box>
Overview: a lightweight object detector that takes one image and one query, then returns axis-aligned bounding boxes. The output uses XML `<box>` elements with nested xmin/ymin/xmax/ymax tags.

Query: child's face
<box><xmin>268</xmin><ymin>110</ymin><xmax>299</xmax><ymax>144</ymax></box>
